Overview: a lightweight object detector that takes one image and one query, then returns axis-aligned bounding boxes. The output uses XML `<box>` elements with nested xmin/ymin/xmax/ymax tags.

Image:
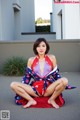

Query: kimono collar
<box><xmin>31</xmin><ymin>55</ymin><xmax>53</xmax><ymax>70</ymax></box>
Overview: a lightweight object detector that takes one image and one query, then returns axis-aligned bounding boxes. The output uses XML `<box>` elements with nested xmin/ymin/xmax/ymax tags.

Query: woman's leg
<box><xmin>44</xmin><ymin>77</ymin><xmax>68</xmax><ymax>108</ymax></box>
<box><xmin>10</xmin><ymin>82</ymin><xmax>38</xmax><ymax>108</ymax></box>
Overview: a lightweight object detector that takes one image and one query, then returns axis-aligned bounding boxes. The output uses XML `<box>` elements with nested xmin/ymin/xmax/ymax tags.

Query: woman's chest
<box><xmin>33</xmin><ymin>61</ymin><xmax>52</xmax><ymax>77</ymax></box>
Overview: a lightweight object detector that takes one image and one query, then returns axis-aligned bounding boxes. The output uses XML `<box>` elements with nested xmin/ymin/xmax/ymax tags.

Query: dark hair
<box><xmin>33</xmin><ymin>38</ymin><xmax>50</xmax><ymax>55</ymax></box>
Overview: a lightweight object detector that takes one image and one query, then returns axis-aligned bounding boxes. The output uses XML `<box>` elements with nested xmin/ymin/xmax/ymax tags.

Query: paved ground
<box><xmin>0</xmin><ymin>72</ymin><xmax>80</xmax><ymax>120</ymax></box>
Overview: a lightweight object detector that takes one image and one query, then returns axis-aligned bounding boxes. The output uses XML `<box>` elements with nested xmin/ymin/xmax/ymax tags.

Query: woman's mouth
<box><xmin>40</xmin><ymin>50</ymin><xmax>43</xmax><ymax>52</ymax></box>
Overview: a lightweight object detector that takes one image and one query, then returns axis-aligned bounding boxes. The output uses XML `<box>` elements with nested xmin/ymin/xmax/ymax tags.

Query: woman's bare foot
<box><xmin>48</xmin><ymin>99</ymin><xmax>59</xmax><ymax>109</ymax></box>
<box><xmin>23</xmin><ymin>100</ymin><xmax>37</xmax><ymax>108</ymax></box>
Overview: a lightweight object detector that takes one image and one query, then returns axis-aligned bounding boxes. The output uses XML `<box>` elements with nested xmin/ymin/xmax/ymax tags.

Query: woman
<box><xmin>10</xmin><ymin>38</ymin><xmax>68</xmax><ymax>109</ymax></box>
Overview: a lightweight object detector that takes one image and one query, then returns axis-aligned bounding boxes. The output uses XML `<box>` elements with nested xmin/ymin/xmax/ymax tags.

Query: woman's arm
<box><xmin>27</xmin><ymin>57</ymin><xmax>34</xmax><ymax>68</ymax></box>
<box><xmin>48</xmin><ymin>54</ymin><xmax>57</xmax><ymax>68</ymax></box>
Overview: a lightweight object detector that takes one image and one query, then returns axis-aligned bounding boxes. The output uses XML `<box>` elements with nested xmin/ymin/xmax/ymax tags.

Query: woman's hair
<box><xmin>33</xmin><ymin>38</ymin><xmax>50</xmax><ymax>55</ymax></box>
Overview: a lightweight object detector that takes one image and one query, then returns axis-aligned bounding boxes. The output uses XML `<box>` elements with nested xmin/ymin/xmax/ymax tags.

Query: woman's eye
<box><xmin>42</xmin><ymin>45</ymin><xmax>45</xmax><ymax>47</ymax></box>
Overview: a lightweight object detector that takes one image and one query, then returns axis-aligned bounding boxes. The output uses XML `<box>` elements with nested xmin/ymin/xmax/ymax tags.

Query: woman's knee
<box><xmin>55</xmin><ymin>77</ymin><xmax>68</xmax><ymax>90</ymax></box>
<box><xmin>61</xmin><ymin>77</ymin><xmax>68</xmax><ymax>87</ymax></box>
<box><xmin>10</xmin><ymin>82</ymin><xmax>18</xmax><ymax>90</ymax></box>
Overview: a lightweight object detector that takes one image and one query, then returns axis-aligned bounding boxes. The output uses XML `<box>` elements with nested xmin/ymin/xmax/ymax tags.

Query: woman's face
<box><xmin>36</xmin><ymin>41</ymin><xmax>47</xmax><ymax>55</ymax></box>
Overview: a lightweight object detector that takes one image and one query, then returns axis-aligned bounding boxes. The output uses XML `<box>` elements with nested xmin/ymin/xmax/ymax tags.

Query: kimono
<box><xmin>15</xmin><ymin>55</ymin><xmax>76</xmax><ymax>107</ymax></box>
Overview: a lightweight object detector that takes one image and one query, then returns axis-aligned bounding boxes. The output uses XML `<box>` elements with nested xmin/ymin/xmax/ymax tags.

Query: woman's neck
<box><xmin>38</xmin><ymin>54</ymin><xmax>45</xmax><ymax>59</ymax></box>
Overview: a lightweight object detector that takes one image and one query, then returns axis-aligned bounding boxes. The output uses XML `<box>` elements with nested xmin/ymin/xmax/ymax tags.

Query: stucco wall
<box><xmin>0</xmin><ymin>40</ymin><xmax>80</xmax><ymax>73</ymax></box>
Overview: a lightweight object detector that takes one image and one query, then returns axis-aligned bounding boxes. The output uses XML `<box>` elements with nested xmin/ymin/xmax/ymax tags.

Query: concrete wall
<box><xmin>0</xmin><ymin>40</ymin><xmax>80</xmax><ymax>73</ymax></box>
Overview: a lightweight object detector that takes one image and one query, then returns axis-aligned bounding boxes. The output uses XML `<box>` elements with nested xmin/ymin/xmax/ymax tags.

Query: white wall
<box><xmin>64</xmin><ymin>4</ymin><xmax>80</xmax><ymax>39</ymax></box>
<box><xmin>53</xmin><ymin>2</ymin><xmax>65</xmax><ymax>39</ymax></box>
<box><xmin>53</xmin><ymin>1</ymin><xmax>80</xmax><ymax>39</ymax></box>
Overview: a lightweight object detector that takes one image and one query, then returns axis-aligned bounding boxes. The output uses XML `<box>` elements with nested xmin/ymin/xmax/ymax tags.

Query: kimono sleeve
<box><xmin>47</xmin><ymin>66</ymin><xmax>62</xmax><ymax>81</ymax></box>
<box><xmin>21</xmin><ymin>67</ymin><xmax>32</xmax><ymax>84</ymax></box>
<box><xmin>53</xmin><ymin>67</ymin><xmax>62</xmax><ymax>80</ymax></box>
